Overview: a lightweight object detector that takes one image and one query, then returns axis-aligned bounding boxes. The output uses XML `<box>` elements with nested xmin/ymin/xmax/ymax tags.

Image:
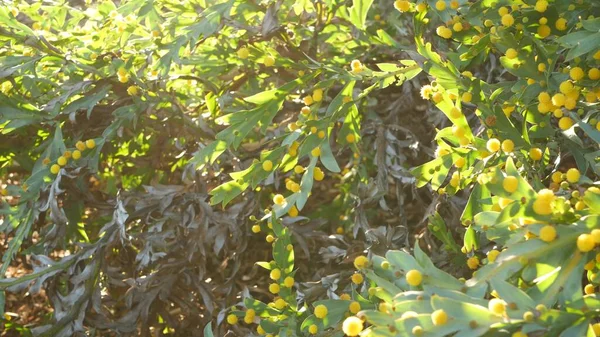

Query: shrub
<box><xmin>1</xmin><ymin>0</ymin><xmax>599</xmax><ymax>336</ymax></box>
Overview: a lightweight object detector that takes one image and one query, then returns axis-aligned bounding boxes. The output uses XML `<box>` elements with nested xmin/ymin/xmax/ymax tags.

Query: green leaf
<box><xmin>463</xmin><ymin>225</ymin><xmax>479</xmax><ymax>252</ymax></box>
<box><xmin>190</xmin><ymin>140</ymin><xmax>228</xmax><ymax>170</ymax></box>
<box><xmin>385</xmin><ymin>250</ymin><xmax>420</xmax><ymax>272</ymax></box>
<box><xmin>347</xmin><ymin>0</ymin><xmax>374</xmax><ymax>30</ymax></box>
<box><xmin>319</xmin><ymin>139</ymin><xmax>340</xmax><ymax>173</ymax></box>
<box><xmin>203</xmin><ymin>322</ymin><xmax>214</xmax><ymax>337</ymax></box>
<box><xmin>209</xmin><ymin>180</ymin><xmax>249</xmax><ymax>207</ymax></box>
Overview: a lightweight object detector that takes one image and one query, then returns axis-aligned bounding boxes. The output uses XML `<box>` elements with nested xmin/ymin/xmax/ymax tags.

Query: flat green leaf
<box><xmin>347</xmin><ymin>0</ymin><xmax>374</xmax><ymax>30</ymax></box>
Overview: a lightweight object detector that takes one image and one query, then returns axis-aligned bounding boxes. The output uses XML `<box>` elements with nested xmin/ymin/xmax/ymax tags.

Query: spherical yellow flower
<box><xmin>75</xmin><ymin>141</ymin><xmax>86</xmax><ymax>151</ymax></box>
<box><xmin>501</xmin><ymin>139</ymin><xmax>514</xmax><ymax>153</ymax></box>
<box><xmin>537</xmin><ymin>24</ymin><xmax>551</xmax><ymax>38</ymax></box>
<box><xmin>266</xmin><ymin>234</ymin><xmax>275</xmax><ymax>243</ymax></box>
<box><xmin>287</xmin><ymin>204</ymin><xmax>299</xmax><ymax>216</ymax></box>
<box><xmin>85</xmin><ymin>139</ymin><xmax>96</xmax><ymax>149</ymax></box>
<box><xmin>436</xmin><ymin>26</ymin><xmax>452</xmax><ymax>39</ymax></box>
<box><xmin>529</xmin><ymin>148</ymin><xmax>543</xmax><ymax>161</ymax></box>
<box><xmin>311</xmin><ymin>147</ymin><xmax>321</xmax><ymax>157</ymax></box>
<box><xmin>283</xmin><ymin>276</ymin><xmax>294</xmax><ymax>288</ymax></box>
<box><xmin>227</xmin><ymin>314</ymin><xmax>238</xmax><ymax>325</ymax></box>
<box><xmin>406</xmin><ymin>269</ymin><xmax>423</xmax><ymax>286</ymax></box>
<box><xmin>449</xmin><ymin>107</ymin><xmax>462</xmax><ymax>119</ymax></box>
<box><xmin>314</xmin><ymin>304</ymin><xmax>328</xmax><ymax>319</ymax></box>
<box><xmin>455</xmin><ymin>157</ymin><xmax>466</xmax><ymax>168</ymax></box>
<box><xmin>577</xmin><ymin>234</ymin><xmax>595</xmax><ymax>252</ymax></box>
<box><xmin>351</xmin><ymin>273</ymin><xmax>364</xmax><ymax>284</ymax></box>
<box><xmin>308</xmin><ymin>324</ymin><xmax>318</xmax><ymax>334</ymax></box>
<box><xmin>555</xmin><ymin>17</ymin><xmax>567</xmax><ymax>31</ymax></box>
<box><xmin>252</xmin><ymin>225</ymin><xmax>261</xmax><ymax>233</ymax></box>
<box><xmin>534</xmin><ymin>0</ymin><xmax>548</xmax><ymax>12</ymax></box>
<box><xmin>342</xmin><ymin>316</ymin><xmax>364</xmax><ymax>336</ymax></box>
<box><xmin>503</xmin><ymin>176</ymin><xmax>519</xmax><ymax>193</ymax></box>
<box><xmin>558</xmin><ymin>117</ymin><xmax>574</xmax><ymax>130</ymax></box>
<box><xmin>487</xmin><ymin>249</ymin><xmax>500</xmax><ymax>263</ymax></box>
<box><xmin>312</xmin><ymin>88</ymin><xmax>323</xmax><ymax>102</ymax></box>
<box><xmin>262</xmin><ymin>160</ymin><xmax>273</xmax><ymax>171</ymax></box>
<box><xmin>350</xmin><ymin>59</ymin><xmax>363</xmax><ymax>73</ymax></box>
<box><xmin>453</xmin><ymin>22</ymin><xmax>463</xmax><ymax>32</ymax></box>
<box><xmin>244</xmin><ymin>309</ymin><xmax>256</xmax><ymax>323</ymax></box>
<box><xmin>462</xmin><ymin>92</ymin><xmax>473</xmax><ymax>103</ymax></box>
<box><xmin>488</xmin><ymin>298</ymin><xmax>506</xmax><ymax>315</ymax></box>
<box><xmin>570</xmin><ymin>67</ymin><xmax>585</xmax><ymax>81</ymax></box>
<box><xmin>237</xmin><ymin>47</ymin><xmax>249</xmax><ymax>59</ymax></box>
<box><xmin>431</xmin><ymin>309</ymin><xmax>448</xmax><ymax>326</ymax></box>
<box><xmin>274</xmin><ymin>298</ymin><xmax>287</xmax><ymax>310</ymax></box>
<box><xmin>303</xmin><ymin>95</ymin><xmax>314</xmax><ymax>106</ymax></box>
<box><xmin>314</xmin><ymin>167</ymin><xmax>325</xmax><ymax>181</ymax></box>
<box><xmin>539</xmin><ymin>225</ymin><xmax>557</xmax><ymax>242</ymax></box>
<box><xmin>270</xmin><ymin>268</ymin><xmax>281</xmax><ymax>280</ymax></box>
<box><xmin>127</xmin><ymin>85</ymin><xmax>138</xmax><ymax>96</ymax></box>
<box><xmin>263</xmin><ymin>55</ymin><xmax>275</xmax><ymax>67</ymax></box>
<box><xmin>435</xmin><ymin>0</ymin><xmax>446</xmax><ymax>11</ymax></box>
<box><xmin>269</xmin><ymin>283</ymin><xmax>280</xmax><ymax>294</ymax></box>
<box><xmin>349</xmin><ymin>301</ymin><xmax>361</xmax><ymax>314</ymax></box>
<box><xmin>394</xmin><ymin>0</ymin><xmax>411</xmax><ymax>12</ymax></box>
<box><xmin>566</xmin><ymin>168</ymin><xmax>580</xmax><ymax>183</ymax></box>
<box><xmin>552</xmin><ymin>93</ymin><xmax>566</xmax><ymax>107</ymax></box>
<box><xmin>50</xmin><ymin>164</ymin><xmax>60</xmax><ymax>175</ymax></box>
<box><xmin>57</xmin><ymin>156</ymin><xmax>67</xmax><ymax>166</ymax></box>
<box><xmin>585</xmin><ymin>284</ymin><xmax>595</xmax><ymax>295</ymax></box>
<box><xmin>505</xmin><ymin>48</ymin><xmax>518</xmax><ymax>59</ymax></box>
<box><xmin>486</xmin><ymin>138</ymin><xmax>501</xmax><ymax>153</ymax></box>
<box><xmin>354</xmin><ymin>255</ymin><xmax>369</xmax><ymax>270</ymax></box>
<box><xmin>589</xmin><ymin>68</ymin><xmax>600</xmax><ymax>80</ymax></box>
<box><xmin>346</xmin><ymin>133</ymin><xmax>356</xmax><ymax>143</ymax></box>
<box><xmin>467</xmin><ymin>256</ymin><xmax>479</xmax><ymax>270</ymax></box>
<box><xmin>273</xmin><ymin>194</ymin><xmax>285</xmax><ymax>205</ymax></box>
<box><xmin>501</xmin><ymin>14</ymin><xmax>514</xmax><ymax>27</ymax></box>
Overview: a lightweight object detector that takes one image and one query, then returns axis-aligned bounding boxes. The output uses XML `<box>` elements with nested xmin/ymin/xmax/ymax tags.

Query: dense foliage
<box><xmin>1</xmin><ymin>0</ymin><xmax>600</xmax><ymax>336</ymax></box>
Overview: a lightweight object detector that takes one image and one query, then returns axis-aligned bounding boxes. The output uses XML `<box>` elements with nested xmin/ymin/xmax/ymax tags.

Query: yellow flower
<box><xmin>351</xmin><ymin>273</ymin><xmax>364</xmax><ymax>284</ymax></box>
<box><xmin>314</xmin><ymin>167</ymin><xmax>325</xmax><ymax>181</ymax></box>
<box><xmin>431</xmin><ymin>309</ymin><xmax>448</xmax><ymax>326</ymax></box>
<box><xmin>263</xmin><ymin>55</ymin><xmax>275</xmax><ymax>67</ymax></box>
<box><xmin>566</xmin><ymin>168</ymin><xmax>580</xmax><ymax>183</ymax></box>
<box><xmin>529</xmin><ymin>148</ymin><xmax>543</xmax><ymax>161</ymax></box>
<box><xmin>342</xmin><ymin>316</ymin><xmax>363</xmax><ymax>336</ymax></box>
<box><xmin>467</xmin><ymin>256</ymin><xmax>479</xmax><ymax>270</ymax></box>
<box><xmin>406</xmin><ymin>269</ymin><xmax>423</xmax><ymax>286</ymax></box>
<box><xmin>270</xmin><ymin>269</ymin><xmax>281</xmax><ymax>280</ymax></box>
<box><xmin>85</xmin><ymin>139</ymin><xmax>96</xmax><ymax>149</ymax></box>
<box><xmin>312</xmin><ymin>88</ymin><xmax>323</xmax><ymax>102</ymax></box>
<box><xmin>353</xmin><ymin>255</ymin><xmax>369</xmax><ymax>269</ymax></box>
<box><xmin>486</xmin><ymin>138</ymin><xmax>501</xmax><ymax>153</ymax></box>
<box><xmin>502</xmin><ymin>176</ymin><xmax>519</xmax><ymax>193</ymax></box>
<box><xmin>349</xmin><ymin>301</ymin><xmax>361</xmax><ymax>314</ymax></box>
<box><xmin>273</xmin><ymin>194</ymin><xmax>285</xmax><ymax>205</ymax></box>
<box><xmin>539</xmin><ymin>225</ymin><xmax>557</xmax><ymax>242</ymax></box>
<box><xmin>501</xmin><ymin>14</ymin><xmax>514</xmax><ymax>27</ymax></box>
<box><xmin>436</xmin><ymin>26</ymin><xmax>452</xmax><ymax>39</ymax></box>
<box><xmin>577</xmin><ymin>234</ymin><xmax>595</xmax><ymax>252</ymax></box>
<box><xmin>435</xmin><ymin>0</ymin><xmax>446</xmax><ymax>11</ymax></box>
<box><xmin>227</xmin><ymin>314</ymin><xmax>238</xmax><ymax>325</ymax></box>
<box><xmin>570</xmin><ymin>67</ymin><xmax>584</xmax><ymax>81</ymax></box>
<box><xmin>534</xmin><ymin>0</ymin><xmax>548</xmax><ymax>12</ymax></box>
<box><xmin>488</xmin><ymin>298</ymin><xmax>506</xmax><ymax>315</ymax></box>
<box><xmin>505</xmin><ymin>48</ymin><xmax>518</xmax><ymax>59</ymax></box>
<box><xmin>283</xmin><ymin>276</ymin><xmax>294</xmax><ymax>288</ymax></box>
<box><xmin>314</xmin><ymin>304</ymin><xmax>328</xmax><ymax>318</ymax></box>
